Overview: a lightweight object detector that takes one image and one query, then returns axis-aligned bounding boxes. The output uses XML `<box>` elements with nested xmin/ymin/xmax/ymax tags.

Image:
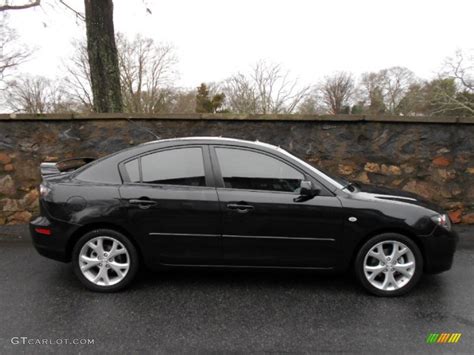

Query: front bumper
<box><xmin>419</xmin><ymin>225</ymin><xmax>458</xmax><ymax>274</ymax></box>
<box><xmin>29</xmin><ymin>216</ymin><xmax>76</xmax><ymax>262</ymax></box>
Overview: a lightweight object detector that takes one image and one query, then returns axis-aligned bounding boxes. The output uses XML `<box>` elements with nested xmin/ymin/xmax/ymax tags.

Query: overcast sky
<box><xmin>5</xmin><ymin>0</ymin><xmax>474</xmax><ymax>88</ymax></box>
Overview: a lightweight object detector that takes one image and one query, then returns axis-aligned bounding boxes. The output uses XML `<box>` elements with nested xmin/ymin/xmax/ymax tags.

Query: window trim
<box><xmin>210</xmin><ymin>145</ymin><xmax>330</xmax><ymax>195</ymax></box>
<box><xmin>118</xmin><ymin>145</ymin><xmax>213</xmax><ymax>188</ymax></box>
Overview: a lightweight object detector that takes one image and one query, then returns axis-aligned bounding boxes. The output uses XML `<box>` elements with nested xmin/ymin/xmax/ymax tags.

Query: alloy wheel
<box><xmin>78</xmin><ymin>236</ymin><xmax>130</xmax><ymax>286</ymax></box>
<box><xmin>363</xmin><ymin>240</ymin><xmax>416</xmax><ymax>291</ymax></box>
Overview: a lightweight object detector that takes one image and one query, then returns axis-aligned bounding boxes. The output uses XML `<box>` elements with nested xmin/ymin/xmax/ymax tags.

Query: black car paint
<box><xmin>30</xmin><ymin>138</ymin><xmax>458</xmax><ymax>274</ymax></box>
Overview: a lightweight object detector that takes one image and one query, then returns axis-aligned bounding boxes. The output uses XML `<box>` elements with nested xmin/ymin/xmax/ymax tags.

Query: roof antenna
<box><xmin>126</xmin><ymin>118</ymin><xmax>160</xmax><ymax>140</ymax></box>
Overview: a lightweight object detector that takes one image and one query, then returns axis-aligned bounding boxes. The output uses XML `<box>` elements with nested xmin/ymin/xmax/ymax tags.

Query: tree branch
<box><xmin>0</xmin><ymin>0</ymin><xmax>41</xmax><ymax>11</ymax></box>
<box><xmin>58</xmin><ymin>0</ymin><xmax>85</xmax><ymax>20</ymax></box>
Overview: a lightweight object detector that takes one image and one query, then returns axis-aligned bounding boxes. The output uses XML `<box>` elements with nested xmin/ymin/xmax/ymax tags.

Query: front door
<box><xmin>211</xmin><ymin>146</ymin><xmax>343</xmax><ymax>267</ymax></box>
<box><xmin>119</xmin><ymin>145</ymin><xmax>221</xmax><ymax>265</ymax></box>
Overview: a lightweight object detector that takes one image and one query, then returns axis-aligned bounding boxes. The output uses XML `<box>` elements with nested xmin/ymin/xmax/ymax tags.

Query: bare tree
<box><xmin>63</xmin><ymin>34</ymin><xmax>178</xmax><ymax>113</ymax></box>
<box><xmin>1</xmin><ymin>0</ymin><xmax>121</xmax><ymax>112</ymax></box>
<box><xmin>444</xmin><ymin>49</ymin><xmax>473</xmax><ymax>91</ymax></box>
<box><xmin>358</xmin><ymin>67</ymin><xmax>416</xmax><ymax>114</ymax></box>
<box><xmin>297</xmin><ymin>90</ymin><xmax>325</xmax><ymax>114</ymax></box>
<box><xmin>431</xmin><ymin>50</ymin><xmax>474</xmax><ymax>115</ymax></box>
<box><xmin>63</xmin><ymin>39</ymin><xmax>93</xmax><ymax>111</ymax></box>
<box><xmin>320</xmin><ymin>72</ymin><xmax>354</xmax><ymax>114</ymax></box>
<box><xmin>252</xmin><ymin>61</ymin><xmax>310</xmax><ymax>114</ymax></box>
<box><xmin>170</xmin><ymin>89</ymin><xmax>196</xmax><ymax>113</ymax></box>
<box><xmin>0</xmin><ymin>17</ymin><xmax>32</xmax><ymax>85</ymax></box>
<box><xmin>145</xmin><ymin>87</ymin><xmax>197</xmax><ymax>113</ymax></box>
<box><xmin>222</xmin><ymin>61</ymin><xmax>310</xmax><ymax>114</ymax></box>
<box><xmin>379</xmin><ymin>66</ymin><xmax>416</xmax><ymax>113</ymax></box>
<box><xmin>116</xmin><ymin>33</ymin><xmax>178</xmax><ymax>113</ymax></box>
<box><xmin>6</xmin><ymin>75</ymin><xmax>77</xmax><ymax>113</ymax></box>
<box><xmin>221</xmin><ymin>74</ymin><xmax>257</xmax><ymax>113</ymax></box>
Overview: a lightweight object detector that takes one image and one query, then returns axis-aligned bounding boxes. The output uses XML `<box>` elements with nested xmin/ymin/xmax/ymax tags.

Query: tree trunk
<box><xmin>84</xmin><ymin>0</ymin><xmax>123</xmax><ymax>112</ymax></box>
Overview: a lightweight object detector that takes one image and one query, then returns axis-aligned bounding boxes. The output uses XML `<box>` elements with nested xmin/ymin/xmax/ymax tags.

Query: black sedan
<box><xmin>30</xmin><ymin>137</ymin><xmax>458</xmax><ymax>296</ymax></box>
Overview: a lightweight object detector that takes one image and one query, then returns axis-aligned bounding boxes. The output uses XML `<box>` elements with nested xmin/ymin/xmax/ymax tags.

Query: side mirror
<box><xmin>295</xmin><ymin>180</ymin><xmax>320</xmax><ymax>202</ymax></box>
<box><xmin>299</xmin><ymin>180</ymin><xmax>314</xmax><ymax>196</ymax></box>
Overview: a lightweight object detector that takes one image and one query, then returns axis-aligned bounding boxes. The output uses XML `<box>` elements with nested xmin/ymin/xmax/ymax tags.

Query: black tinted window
<box><xmin>216</xmin><ymin>148</ymin><xmax>303</xmax><ymax>192</ymax></box>
<box><xmin>75</xmin><ymin>158</ymin><xmax>122</xmax><ymax>184</ymax></box>
<box><xmin>141</xmin><ymin>148</ymin><xmax>206</xmax><ymax>186</ymax></box>
<box><xmin>124</xmin><ymin>159</ymin><xmax>140</xmax><ymax>183</ymax></box>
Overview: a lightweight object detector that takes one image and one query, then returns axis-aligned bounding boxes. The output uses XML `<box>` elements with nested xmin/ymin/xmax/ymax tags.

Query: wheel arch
<box><xmin>350</xmin><ymin>227</ymin><xmax>425</xmax><ymax>270</ymax></box>
<box><xmin>66</xmin><ymin>222</ymin><xmax>143</xmax><ymax>263</ymax></box>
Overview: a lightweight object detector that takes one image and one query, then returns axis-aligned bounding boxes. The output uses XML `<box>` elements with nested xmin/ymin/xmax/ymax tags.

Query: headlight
<box><xmin>39</xmin><ymin>184</ymin><xmax>51</xmax><ymax>198</ymax></box>
<box><xmin>430</xmin><ymin>214</ymin><xmax>451</xmax><ymax>231</ymax></box>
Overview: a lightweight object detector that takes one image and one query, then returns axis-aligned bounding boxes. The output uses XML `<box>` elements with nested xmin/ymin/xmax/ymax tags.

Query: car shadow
<box><xmin>52</xmin><ymin>260</ymin><xmax>449</xmax><ymax>299</ymax></box>
<box><xmin>136</xmin><ymin>266</ymin><xmax>358</xmax><ymax>289</ymax></box>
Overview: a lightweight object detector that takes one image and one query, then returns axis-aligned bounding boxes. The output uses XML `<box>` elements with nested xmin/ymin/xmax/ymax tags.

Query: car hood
<box><xmin>350</xmin><ymin>182</ymin><xmax>444</xmax><ymax>214</ymax></box>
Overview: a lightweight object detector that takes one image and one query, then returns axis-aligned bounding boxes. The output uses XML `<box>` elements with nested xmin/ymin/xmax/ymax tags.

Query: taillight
<box><xmin>35</xmin><ymin>227</ymin><xmax>52</xmax><ymax>236</ymax></box>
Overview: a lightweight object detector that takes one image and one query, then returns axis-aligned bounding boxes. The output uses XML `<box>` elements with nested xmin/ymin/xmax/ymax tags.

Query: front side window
<box><xmin>139</xmin><ymin>147</ymin><xmax>206</xmax><ymax>186</ymax></box>
<box><xmin>215</xmin><ymin>147</ymin><xmax>304</xmax><ymax>192</ymax></box>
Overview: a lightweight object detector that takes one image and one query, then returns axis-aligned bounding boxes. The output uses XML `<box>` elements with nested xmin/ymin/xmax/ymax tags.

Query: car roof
<box><xmin>141</xmin><ymin>136</ymin><xmax>283</xmax><ymax>151</ymax></box>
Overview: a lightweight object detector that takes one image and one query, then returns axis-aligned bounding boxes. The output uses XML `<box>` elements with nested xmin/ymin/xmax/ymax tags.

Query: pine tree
<box><xmin>195</xmin><ymin>83</ymin><xmax>225</xmax><ymax>113</ymax></box>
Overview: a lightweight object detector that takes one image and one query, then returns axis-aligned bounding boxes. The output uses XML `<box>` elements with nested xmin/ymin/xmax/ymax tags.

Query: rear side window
<box><xmin>75</xmin><ymin>157</ymin><xmax>122</xmax><ymax>184</ymax></box>
<box><xmin>215</xmin><ymin>147</ymin><xmax>304</xmax><ymax>192</ymax></box>
<box><xmin>139</xmin><ymin>147</ymin><xmax>206</xmax><ymax>186</ymax></box>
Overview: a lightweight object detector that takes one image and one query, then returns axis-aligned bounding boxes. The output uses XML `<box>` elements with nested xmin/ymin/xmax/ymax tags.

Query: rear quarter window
<box><xmin>124</xmin><ymin>159</ymin><xmax>140</xmax><ymax>183</ymax></box>
<box><xmin>75</xmin><ymin>158</ymin><xmax>122</xmax><ymax>184</ymax></box>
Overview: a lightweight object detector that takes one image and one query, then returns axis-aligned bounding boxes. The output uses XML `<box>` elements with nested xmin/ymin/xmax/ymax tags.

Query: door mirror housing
<box><xmin>300</xmin><ymin>180</ymin><xmax>313</xmax><ymax>196</ymax></box>
<box><xmin>295</xmin><ymin>180</ymin><xmax>320</xmax><ymax>202</ymax></box>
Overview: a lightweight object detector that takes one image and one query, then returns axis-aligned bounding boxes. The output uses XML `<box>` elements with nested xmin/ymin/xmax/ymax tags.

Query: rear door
<box><xmin>119</xmin><ymin>145</ymin><xmax>221</xmax><ymax>265</ymax></box>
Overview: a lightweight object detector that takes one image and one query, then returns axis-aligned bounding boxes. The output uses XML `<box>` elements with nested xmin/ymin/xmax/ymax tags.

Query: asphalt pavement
<box><xmin>0</xmin><ymin>225</ymin><xmax>473</xmax><ymax>354</ymax></box>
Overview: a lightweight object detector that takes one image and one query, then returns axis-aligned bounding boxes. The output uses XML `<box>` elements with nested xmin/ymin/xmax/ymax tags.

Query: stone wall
<box><xmin>0</xmin><ymin>113</ymin><xmax>473</xmax><ymax>225</ymax></box>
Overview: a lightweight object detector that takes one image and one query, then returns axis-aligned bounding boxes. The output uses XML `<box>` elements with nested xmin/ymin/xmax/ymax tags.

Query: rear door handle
<box><xmin>129</xmin><ymin>199</ymin><xmax>157</xmax><ymax>209</ymax></box>
<box><xmin>226</xmin><ymin>203</ymin><xmax>255</xmax><ymax>213</ymax></box>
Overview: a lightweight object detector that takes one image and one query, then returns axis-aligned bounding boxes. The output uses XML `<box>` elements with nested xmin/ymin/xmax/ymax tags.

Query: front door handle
<box><xmin>129</xmin><ymin>199</ymin><xmax>157</xmax><ymax>209</ymax></box>
<box><xmin>226</xmin><ymin>203</ymin><xmax>255</xmax><ymax>213</ymax></box>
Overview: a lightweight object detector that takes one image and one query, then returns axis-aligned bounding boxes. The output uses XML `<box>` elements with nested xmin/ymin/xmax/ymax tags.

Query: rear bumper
<box><xmin>29</xmin><ymin>216</ymin><xmax>76</xmax><ymax>262</ymax></box>
<box><xmin>420</xmin><ymin>226</ymin><xmax>458</xmax><ymax>274</ymax></box>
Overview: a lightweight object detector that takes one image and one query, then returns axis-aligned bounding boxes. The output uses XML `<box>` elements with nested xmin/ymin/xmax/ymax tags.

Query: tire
<box><xmin>72</xmin><ymin>229</ymin><xmax>139</xmax><ymax>292</ymax></box>
<box><xmin>354</xmin><ymin>233</ymin><xmax>423</xmax><ymax>297</ymax></box>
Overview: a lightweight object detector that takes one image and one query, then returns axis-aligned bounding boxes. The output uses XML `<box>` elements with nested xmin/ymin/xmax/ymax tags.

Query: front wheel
<box><xmin>355</xmin><ymin>233</ymin><xmax>423</xmax><ymax>297</ymax></box>
<box><xmin>72</xmin><ymin>229</ymin><xmax>139</xmax><ymax>292</ymax></box>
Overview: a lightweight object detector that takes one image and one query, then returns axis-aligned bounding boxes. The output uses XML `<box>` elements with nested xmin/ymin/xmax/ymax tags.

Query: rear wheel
<box><xmin>72</xmin><ymin>229</ymin><xmax>138</xmax><ymax>292</ymax></box>
<box><xmin>355</xmin><ymin>233</ymin><xmax>423</xmax><ymax>296</ymax></box>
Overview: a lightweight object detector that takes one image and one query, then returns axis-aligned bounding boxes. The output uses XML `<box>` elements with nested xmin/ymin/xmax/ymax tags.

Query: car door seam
<box><xmin>222</xmin><ymin>234</ymin><xmax>335</xmax><ymax>241</ymax></box>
